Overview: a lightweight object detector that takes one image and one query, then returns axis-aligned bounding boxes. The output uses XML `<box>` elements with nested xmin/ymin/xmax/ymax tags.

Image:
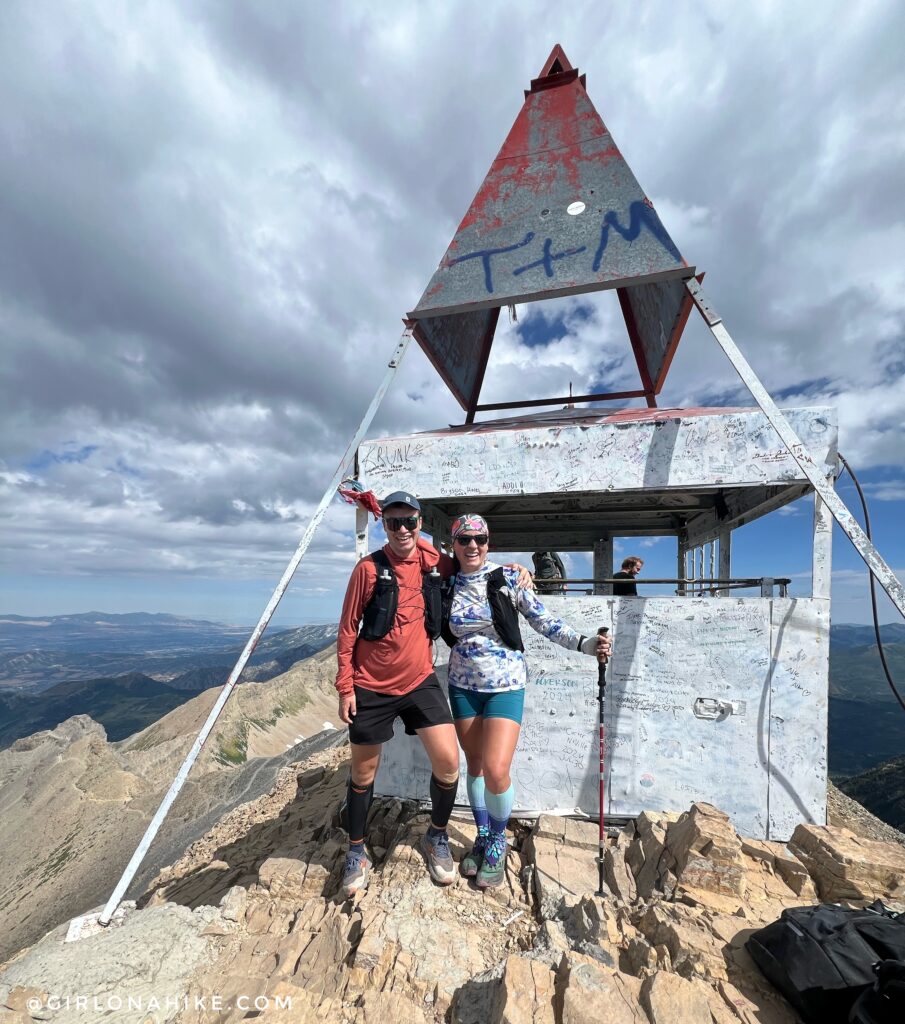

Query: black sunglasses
<box><xmin>383</xmin><ymin>514</ymin><xmax>420</xmax><ymax>532</ymax></box>
<box><xmin>454</xmin><ymin>534</ymin><xmax>489</xmax><ymax>546</ymax></box>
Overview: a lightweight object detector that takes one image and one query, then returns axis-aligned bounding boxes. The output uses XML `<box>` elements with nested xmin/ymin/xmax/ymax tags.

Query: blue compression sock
<box><xmin>485</xmin><ymin>783</ymin><xmax>514</xmax><ymax>834</ymax></box>
<box><xmin>466</xmin><ymin>774</ymin><xmax>490</xmax><ymax>830</ymax></box>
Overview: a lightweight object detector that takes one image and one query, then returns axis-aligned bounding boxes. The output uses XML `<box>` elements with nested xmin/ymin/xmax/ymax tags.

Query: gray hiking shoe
<box><xmin>460</xmin><ymin>830</ymin><xmax>489</xmax><ymax>878</ymax></box>
<box><xmin>341</xmin><ymin>847</ymin><xmax>371</xmax><ymax>898</ymax></box>
<box><xmin>476</xmin><ymin>832</ymin><xmax>507</xmax><ymax>889</ymax></box>
<box><xmin>420</xmin><ymin>829</ymin><xmax>456</xmax><ymax>885</ymax></box>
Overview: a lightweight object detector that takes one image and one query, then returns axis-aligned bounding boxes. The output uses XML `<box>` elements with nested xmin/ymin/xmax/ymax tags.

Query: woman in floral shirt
<box><xmin>446</xmin><ymin>513</ymin><xmax>610</xmax><ymax>888</ymax></box>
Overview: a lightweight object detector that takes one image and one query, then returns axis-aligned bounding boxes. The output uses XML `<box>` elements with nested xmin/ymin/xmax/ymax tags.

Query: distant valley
<box><xmin>827</xmin><ymin>623</ymin><xmax>905</xmax><ymax>780</ymax></box>
<box><xmin>0</xmin><ymin>613</ymin><xmax>338</xmax><ymax>748</ymax></box>
<box><xmin>1</xmin><ymin>614</ymin><xmax>903</xmax><ymax>774</ymax></box>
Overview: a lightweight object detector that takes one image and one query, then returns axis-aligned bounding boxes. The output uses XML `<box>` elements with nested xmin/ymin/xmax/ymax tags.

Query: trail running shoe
<box><xmin>420</xmin><ymin>829</ymin><xmax>456</xmax><ymax>885</ymax></box>
<box><xmin>341</xmin><ymin>847</ymin><xmax>371</xmax><ymax>899</ymax></box>
<box><xmin>460</xmin><ymin>829</ymin><xmax>489</xmax><ymax>878</ymax></box>
<box><xmin>476</xmin><ymin>832</ymin><xmax>507</xmax><ymax>889</ymax></box>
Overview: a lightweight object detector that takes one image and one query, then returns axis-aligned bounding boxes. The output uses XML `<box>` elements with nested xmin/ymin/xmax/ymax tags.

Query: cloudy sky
<box><xmin>2</xmin><ymin>0</ymin><xmax>904</xmax><ymax>627</ymax></box>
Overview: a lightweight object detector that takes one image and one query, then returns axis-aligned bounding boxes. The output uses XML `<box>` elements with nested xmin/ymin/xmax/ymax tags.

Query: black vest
<box><xmin>359</xmin><ymin>549</ymin><xmax>444</xmax><ymax>642</ymax></box>
<box><xmin>440</xmin><ymin>564</ymin><xmax>524</xmax><ymax>652</ymax></box>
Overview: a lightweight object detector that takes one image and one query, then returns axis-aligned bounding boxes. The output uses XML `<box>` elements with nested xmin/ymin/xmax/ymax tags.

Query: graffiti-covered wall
<box><xmin>375</xmin><ymin>596</ymin><xmax>827</xmax><ymax>840</ymax></box>
<box><xmin>359</xmin><ymin>407</ymin><xmax>837</xmax><ymax>500</ymax></box>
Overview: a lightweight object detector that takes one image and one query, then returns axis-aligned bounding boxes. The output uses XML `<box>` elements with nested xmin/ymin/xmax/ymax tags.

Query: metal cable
<box><xmin>837</xmin><ymin>452</ymin><xmax>905</xmax><ymax>714</ymax></box>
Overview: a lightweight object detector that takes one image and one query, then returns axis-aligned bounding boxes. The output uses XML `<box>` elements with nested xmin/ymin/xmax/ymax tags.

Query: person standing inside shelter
<box><xmin>445</xmin><ymin>514</ymin><xmax>612</xmax><ymax>889</ymax></box>
<box><xmin>532</xmin><ymin>551</ymin><xmax>566</xmax><ymax>594</ymax></box>
<box><xmin>612</xmin><ymin>556</ymin><xmax>643</xmax><ymax>596</ymax></box>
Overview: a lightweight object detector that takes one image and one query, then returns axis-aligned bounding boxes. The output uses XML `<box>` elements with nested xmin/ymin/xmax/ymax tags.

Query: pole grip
<box><xmin>597</xmin><ymin>626</ymin><xmax>609</xmax><ymax>680</ymax></box>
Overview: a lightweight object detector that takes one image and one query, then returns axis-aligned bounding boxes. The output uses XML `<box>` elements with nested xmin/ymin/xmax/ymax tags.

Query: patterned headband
<box><xmin>451</xmin><ymin>513</ymin><xmax>489</xmax><ymax>539</ymax></box>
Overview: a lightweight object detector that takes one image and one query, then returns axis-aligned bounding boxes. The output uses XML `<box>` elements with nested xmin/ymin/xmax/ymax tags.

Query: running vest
<box><xmin>439</xmin><ymin>565</ymin><xmax>524</xmax><ymax>652</ymax></box>
<box><xmin>359</xmin><ymin>549</ymin><xmax>444</xmax><ymax>642</ymax></box>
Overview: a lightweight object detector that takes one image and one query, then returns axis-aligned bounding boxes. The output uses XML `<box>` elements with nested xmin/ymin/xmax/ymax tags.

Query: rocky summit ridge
<box><xmin>2</xmin><ymin>742</ymin><xmax>905</xmax><ymax>1024</ymax></box>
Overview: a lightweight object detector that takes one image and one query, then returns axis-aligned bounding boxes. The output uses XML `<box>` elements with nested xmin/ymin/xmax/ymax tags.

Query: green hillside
<box><xmin>829</xmin><ymin>643</ymin><xmax>905</xmax><ymax>703</ymax></box>
<box><xmin>0</xmin><ymin>674</ymin><xmax>190</xmax><ymax>747</ymax></box>
<box><xmin>840</xmin><ymin>755</ymin><xmax>905</xmax><ymax>832</ymax></box>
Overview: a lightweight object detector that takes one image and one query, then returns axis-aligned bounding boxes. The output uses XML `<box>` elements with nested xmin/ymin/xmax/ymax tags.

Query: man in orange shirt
<box><xmin>336</xmin><ymin>491</ymin><xmax>460</xmax><ymax>898</ymax></box>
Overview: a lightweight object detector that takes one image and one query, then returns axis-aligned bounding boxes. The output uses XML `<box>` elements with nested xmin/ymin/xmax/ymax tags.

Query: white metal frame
<box><xmin>96</xmin><ymin>329</ymin><xmax>414</xmax><ymax>926</ymax></box>
<box><xmin>687</xmin><ymin>279</ymin><xmax>905</xmax><ymax>618</ymax></box>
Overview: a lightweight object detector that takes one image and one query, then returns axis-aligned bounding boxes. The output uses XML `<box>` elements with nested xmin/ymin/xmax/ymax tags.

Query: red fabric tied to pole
<box><xmin>338</xmin><ymin>485</ymin><xmax>382</xmax><ymax>521</ymax></box>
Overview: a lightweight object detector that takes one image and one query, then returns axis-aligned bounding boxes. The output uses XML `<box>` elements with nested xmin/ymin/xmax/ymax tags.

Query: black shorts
<box><xmin>348</xmin><ymin>672</ymin><xmax>453</xmax><ymax>746</ymax></box>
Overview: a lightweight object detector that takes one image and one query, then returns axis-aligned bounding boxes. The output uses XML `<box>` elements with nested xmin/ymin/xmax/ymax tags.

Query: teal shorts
<box><xmin>448</xmin><ymin>685</ymin><xmax>525</xmax><ymax>725</ymax></box>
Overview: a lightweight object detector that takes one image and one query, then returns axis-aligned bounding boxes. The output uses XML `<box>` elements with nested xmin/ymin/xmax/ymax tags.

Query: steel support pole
<box><xmin>717</xmin><ymin>528</ymin><xmax>731</xmax><ymax>597</ymax></box>
<box><xmin>97</xmin><ymin>329</ymin><xmax>414</xmax><ymax>926</ymax></box>
<box><xmin>687</xmin><ymin>278</ymin><xmax>905</xmax><ymax>620</ymax></box>
<box><xmin>812</xmin><ymin>478</ymin><xmax>834</xmax><ymax>600</ymax></box>
<box><xmin>593</xmin><ymin>537</ymin><xmax>613</xmax><ymax>596</ymax></box>
<box><xmin>355</xmin><ymin>504</ymin><xmax>369</xmax><ymax>562</ymax></box>
<box><xmin>677</xmin><ymin>534</ymin><xmax>688</xmax><ymax>596</ymax></box>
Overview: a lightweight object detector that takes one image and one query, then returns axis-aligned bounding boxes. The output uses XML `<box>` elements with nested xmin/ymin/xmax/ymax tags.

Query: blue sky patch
<box><xmin>26</xmin><ymin>445</ymin><xmax>98</xmax><ymax>472</ymax></box>
<box><xmin>516</xmin><ymin>302</ymin><xmax>594</xmax><ymax>349</ymax></box>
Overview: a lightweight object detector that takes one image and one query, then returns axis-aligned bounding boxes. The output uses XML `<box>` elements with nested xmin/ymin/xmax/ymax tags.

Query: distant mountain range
<box><xmin>0</xmin><ymin>613</ymin><xmax>338</xmax><ymax>693</ymax></box>
<box><xmin>0</xmin><ymin>611</ymin><xmax>250</xmax><ymax>654</ymax></box>
<box><xmin>1</xmin><ymin>611</ymin><xmax>903</xmax><ymax>785</ymax></box>
<box><xmin>0</xmin><ymin>614</ymin><xmax>338</xmax><ymax>749</ymax></box>
<box><xmin>827</xmin><ymin>623</ymin><xmax>905</xmax><ymax>780</ymax></box>
<box><xmin>826</xmin><ymin>622</ymin><xmax>905</xmax><ymax>651</ymax></box>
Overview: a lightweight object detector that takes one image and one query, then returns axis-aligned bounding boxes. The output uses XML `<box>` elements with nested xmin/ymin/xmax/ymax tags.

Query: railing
<box><xmin>552</xmin><ymin>578</ymin><xmax>792</xmax><ymax>597</ymax></box>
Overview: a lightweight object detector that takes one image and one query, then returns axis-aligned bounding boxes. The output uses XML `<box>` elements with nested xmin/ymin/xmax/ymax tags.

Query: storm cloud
<box><xmin>1</xmin><ymin>0</ymin><xmax>904</xmax><ymax>621</ymax></box>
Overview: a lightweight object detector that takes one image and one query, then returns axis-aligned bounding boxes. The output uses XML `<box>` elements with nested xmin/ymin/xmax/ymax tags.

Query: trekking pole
<box><xmin>596</xmin><ymin>626</ymin><xmax>609</xmax><ymax>897</ymax></box>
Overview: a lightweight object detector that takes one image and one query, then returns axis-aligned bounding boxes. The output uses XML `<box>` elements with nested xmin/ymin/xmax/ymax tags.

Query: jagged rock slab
<box><xmin>0</xmin><ymin>904</ymin><xmax>224</xmax><ymax>1024</ymax></box>
<box><xmin>789</xmin><ymin>823</ymin><xmax>905</xmax><ymax>902</ymax></box>
<box><xmin>557</xmin><ymin>951</ymin><xmax>645</xmax><ymax>1023</ymax></box>
<box><xmin>524</xmin><ymin>816</ymin><xmax>601</xmax><ymax>920</ymax></box>
<box><xmin>490</xmin><ymin>955</ymin><xmax>555</xmax><ymax>1024</ymax></box>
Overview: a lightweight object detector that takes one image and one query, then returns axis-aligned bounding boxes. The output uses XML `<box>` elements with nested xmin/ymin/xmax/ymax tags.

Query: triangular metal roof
<box><xmin>408</xmin><ymin>45</ymin><xmax>696</xmax><ymax>420</ymax></box>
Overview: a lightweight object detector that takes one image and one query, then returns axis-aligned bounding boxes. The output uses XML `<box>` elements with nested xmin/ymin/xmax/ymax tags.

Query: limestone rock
<box><xmin>663</xmin><ymin>803</ymin><xmax>747</xmax><ymax>900</ymax></box>
<box><xmin>524</xmin><ymin>821</ymin><xmax>599</xmax><ymax>920</ymax></box>
<box><xmin>0</xmin><ymin>1012</ymin><xmax>32</xmax><ymax>1024</ymax></box>
<box><xmin>532</xmin><ymin>919</ymin><xmax>571</xmax><ymax>964</ymax></box>
<box><xmin>351</xmin><ymin>990</ymin><xmax>429</xmax><ymax>1024</ymax></box>
<box><xmin>604</xmin><ymin>826</ymin><xmax>637</xmax><ymax>902</ymax></box>
<box><xmin>257</xmin><ymin>850</ymin><xmax>340</xmax><ymax>901</ymax></box>
<box><xmin>559</xmin><ymin>895</ymin><xmax>621</xmax><ymax>968</ymax></box>
<box><xmin>255</xmin><ymin>981</ymin><xmax>343</xmax><ymax>1023</ymax></box>
<box><xmin>531</xmin><ymin>815</ymin><xmax>598</xmax><ymax>851</ymax></box>
<box><xmin>2</xmin><ymin>988</ymin><xmax>47</xmax><ymax>1015</ymax></box>
<box><xmin>639</xmin><ymin>970</ymin><xmax>714</xmax><ymax>1022</ymax></box>
<box><xmin>557</xmin><ymin>951</ymin><xmax>645</xmax><ymax>1024</ymax></box>
<box><xmin>717</xmin><ymin>978</ymin><xmax>801</xmax><ymax>1024</ymax></box>
<box><xmin>634</xmin><ymin>903</ymin><xmax>729</xmax><ymax>982</ymax></box>
<box><xmin>740</xmin><ymin>838</ymin><xmax>816</xmax><ymax>900</ymax></box>
<box><xmin>11</xmin><ymin>728</ymin><xmax>905</xmax><ymax>1024</ymax></box>
<box><xmin>490</xmin><ymin>955</ymin><xmax>555</xmax><ymax>1024</ymax></box>
<box><xmin>219</xmin><ymin>885</ymin><xmax>248</xmax><ymax>923</ymax></box>
<box><xmin>625</xmin><ymin>811</ymin><xmax>680</xmax><ymax>899</ymax></box>
<box><xmin>789</xmin><ymin>823</ymin><xmax>905</xmax><ymax>901</ymax></box>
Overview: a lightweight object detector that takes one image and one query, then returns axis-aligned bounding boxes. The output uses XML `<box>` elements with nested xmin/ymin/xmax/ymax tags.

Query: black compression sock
<box><xmin>346</xmin><ymin>777</ymin><xmax>374</xmax><ymax>844</ymax></box>
<box><xmin>429</xmin><ymin>773</ymin><xmax>459</xmax><ymax>830</ymax></box>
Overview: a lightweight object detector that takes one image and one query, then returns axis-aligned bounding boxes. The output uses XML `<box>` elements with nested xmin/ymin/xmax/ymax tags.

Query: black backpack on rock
<box><xmin>849</xmin><ymin>960</ymin><xmax>905</xmax><ymax>1023</ymax></box>
<box><xmin>745</xmin><ymin>901</ymin><xmax>905</xmax><ymax>1024</ymax></box>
